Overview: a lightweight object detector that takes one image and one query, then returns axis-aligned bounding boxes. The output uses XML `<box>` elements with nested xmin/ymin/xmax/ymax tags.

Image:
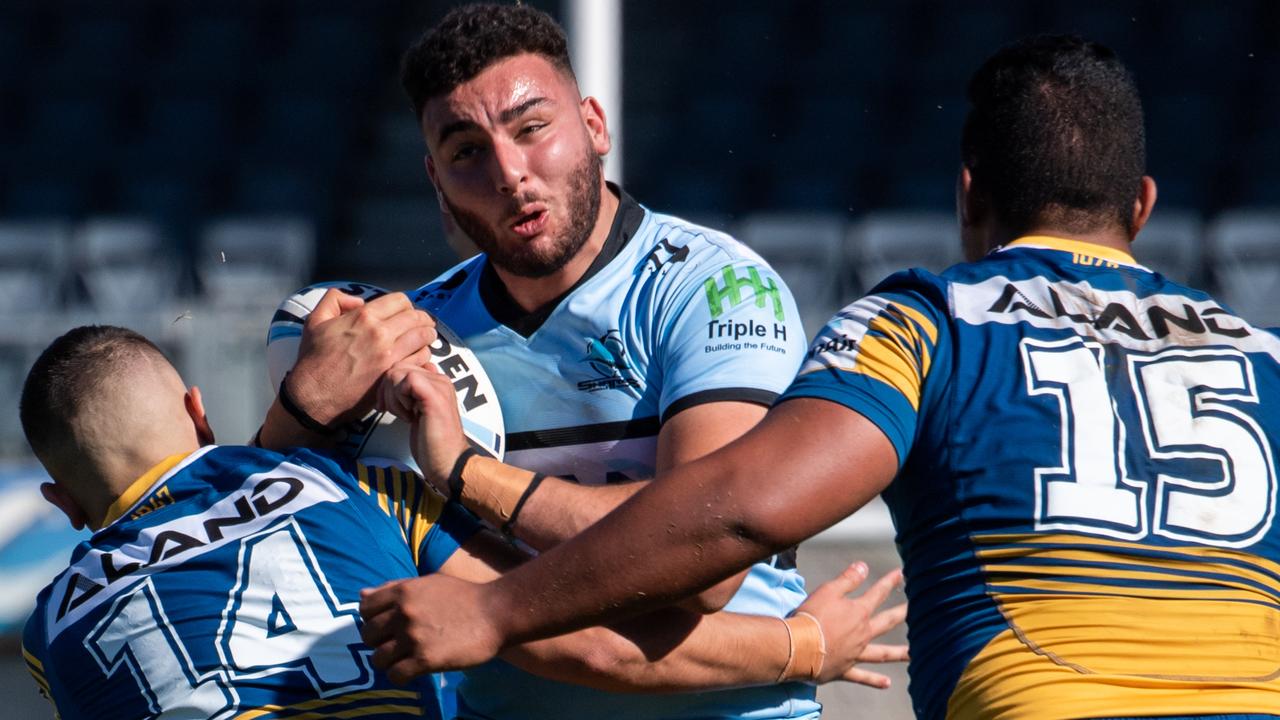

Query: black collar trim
<box><xmin>479</xmin><ymin>183</ymin><xmax>645</xmax><ymax>337</ymax></box>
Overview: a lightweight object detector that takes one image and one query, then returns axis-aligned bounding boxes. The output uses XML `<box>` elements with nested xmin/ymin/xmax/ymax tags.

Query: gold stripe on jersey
<box><xmin>234</xmin><ymin>689</ymin><xmax>422</xmax><ymax>719</ymax></box>
<box><xmin>1005</xmin><ymin>235</ymin><xmax>1138</xmax><ymax>266</ymax></box>
<box><xmin>947</xmin><ymin>532</ymin><xmax>1280</xmax><ymax>717</ymax></box>
<box><xmin>22</xmin><ymin>645</ymin><xmax>44</xmax><ymax>673</ymax></box>
<box><xmin>99</xmin><ymin>452</ymin><xmax>189</xmax><ymax>529</ymax></box>
<box><xmin>851</xmin><ymin>302</ymin><xmax>938</xmax><ymax>410</ymax></box>
<box><xmin>354</xmin><ymin>461</ymin><xmax>447</xmax><ymax>568</ymax></box>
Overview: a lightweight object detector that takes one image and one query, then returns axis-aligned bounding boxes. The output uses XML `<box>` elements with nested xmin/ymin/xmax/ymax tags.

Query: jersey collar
<box><xmin>98</xmin><ymin>449</ymin><xmax>201</xmax><ymax>530</ymax></box>
<box><xmin>479</xmin><ymin>183</ymin><xmax>646</xmax><ymax>337</ymax></box>
<box><xmin>1001</xmin><ymin>235</ymin><xmax>1143</xmax><ymax>268</ymax></box>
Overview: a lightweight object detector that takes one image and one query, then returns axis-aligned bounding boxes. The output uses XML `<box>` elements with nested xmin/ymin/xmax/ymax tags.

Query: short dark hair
<box><xmin>961</xmin><ymin>35</ymin><xmax>1146</xmax><ymax>234</ymax></box>
<box><xmin>20</xmin><ymin>325</ymin><xmax>167</xmax><ymax>461</ymax></box>
<box><xmin>401</xmin><ymin>3</ymin><xmax>575</xmax><ymax>120</ymax></box>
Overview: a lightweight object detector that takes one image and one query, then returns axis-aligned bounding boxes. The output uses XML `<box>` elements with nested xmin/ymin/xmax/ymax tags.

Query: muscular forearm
<box><xmin>456</xmin><ymin>456</ymin><xmax>645</xmax><ymax>550</ymax></box>
<box><xmin>500</xmin><ymin>608</ymin><xmax>802</xmax><ymax>693</ymax></box>
<box><xmin>256</xmin><ymin>397</ymin><xmax>342</xmax><ymax>451</ymax></box>
<box><xmin>486</xmin><ymin>400</ymin><xmax>898</xmax><ymax>646</ymax></box>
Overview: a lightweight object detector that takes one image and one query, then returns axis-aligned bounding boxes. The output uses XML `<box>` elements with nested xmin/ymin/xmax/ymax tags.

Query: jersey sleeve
<box><xmin>655</xmin><ymin>254</ymin><xmax>807</xmax><ymax>422</ymax></box>
<box><xmin>780</xmin><ymin>270</ymin><xmax>950</xmax><ymax>466</ymax></box>
<box><xmin>22</xmin><ymin>610</ymin><xmax>60</xmax><ymax>718</ymax></box>
<box><xmin>351</xmin><ymin>460</ymin><xmax>482</xmax><ymax>574</ymax></box>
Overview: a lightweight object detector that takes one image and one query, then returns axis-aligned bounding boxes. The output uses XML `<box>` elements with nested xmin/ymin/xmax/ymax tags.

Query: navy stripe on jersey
<box><xmin>505</xmin><ymin>417</ymin><xmax>660</xmax><ymax>452</ymax></box>
<box><xmin>660</xmin><ymin>387</ymin><xmax>779</xmax><ymax>424</ymax></box>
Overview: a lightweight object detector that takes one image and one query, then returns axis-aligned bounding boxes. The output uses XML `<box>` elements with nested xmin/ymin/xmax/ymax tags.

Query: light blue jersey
<box><xmin>783</xmin><ymin>236</ymin><xmax>1280</xmax><ymax>719</ymax></box>
<box><xmin>411</xmin><ymin>188</ymin><xmax>817</xmax><ymax>719</ymax></box>
<box><xmin>22</xmin><ymin>445</ymin><xmax>477</xmax><ymax>720</ymax></box>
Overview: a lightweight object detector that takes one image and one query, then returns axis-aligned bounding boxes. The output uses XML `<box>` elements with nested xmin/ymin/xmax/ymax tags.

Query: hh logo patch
<box><xmin>703</xmin><ymin>265</ymin><xmax>785</xmax><ymax>322</ymax></box>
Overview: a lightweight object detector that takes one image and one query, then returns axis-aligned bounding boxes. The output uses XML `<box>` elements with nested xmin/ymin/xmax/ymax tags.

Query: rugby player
<box><xmin>256</xmin><ymin>4</ymin><xmax>901</xmax><ymax>718</ymax></box>
<box><xmin>19</xmin><ymin>325</ymin><xmax>906</xmax><ymax>719</ymax></box>
<box><xmin>359</xmin><ymin>35</ymin><xmax>1280</xmax><ymax>719</ymax></box>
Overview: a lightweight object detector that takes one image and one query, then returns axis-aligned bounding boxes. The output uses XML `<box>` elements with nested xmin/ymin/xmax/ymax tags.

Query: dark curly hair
<box><xmin>401</xmin><ymin>3</ymin><xmax>575</xmax><ymax>121</ymax></box>
<box><xmin>962</xmin><ymin>35</ymin><xmax>1146</xmax><ymax>235</ymax></box>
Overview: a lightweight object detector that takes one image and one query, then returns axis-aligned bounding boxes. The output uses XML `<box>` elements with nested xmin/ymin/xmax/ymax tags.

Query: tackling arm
<box><xmin>393</xmin><ymin>526</ymin><xmax>907</xmax><ymax>692</ymax></box>
<box><xmin>360</xmin><ymin>396</ymin><xmax>901</xmax><ymax>676</ymax></box>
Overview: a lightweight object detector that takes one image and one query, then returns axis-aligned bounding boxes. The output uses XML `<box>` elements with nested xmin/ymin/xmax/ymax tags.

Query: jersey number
<box><xmin>1021</xmin><ymin>338</ymin><xmax>1276</xmax><ymax>547</ymax></box>
<box><xmin>84</xmin><ymin>521</ymin><xmax>369</xmax><ymax>718</ymax></box>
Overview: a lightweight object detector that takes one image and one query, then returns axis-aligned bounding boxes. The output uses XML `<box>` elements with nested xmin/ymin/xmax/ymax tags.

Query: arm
<box><xmin>387</xmin><ymin>526</ymin><xmax>906</xmax><ymax>692</ymax></box>
<box><xmin>362</xmin><ymin>398</ymin><xmax>900</xmax><ymax>676</ymax></box>
<box><xmin>257</xmin><ymin>289</ymin><xmax>438</xmax><ymax>450</ymax></box>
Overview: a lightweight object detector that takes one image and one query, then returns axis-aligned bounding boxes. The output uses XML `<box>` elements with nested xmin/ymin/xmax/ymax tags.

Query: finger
<box><xmin>360</xmin><ymin>579</ymin><xmax>407</xmax><ymax>617</ymax></box>
<box><xmin>360</xmin><ymin>608</ymin><xmax>400</xmax><ymax>648</ymax></box>
<box><xmin>840</xmin><ymin>666</ymin><xmax>893</xmax><ymax>689</ymax></box>
<box><xmin>391</xmin><ymin>324</ymin><xmax>441</xmax><ymax>364</ymax></box>
<box><xmin>856</xmin><ymin>643</ymin><xmax>910</xmax><ymax>664</ymax></box>
<box><xmin>363</xmin><ymin>291</ymin><xmax>415</xmax><ymax>321</ymax></box>
<box><xmin>309</xmin><ymin>288</ymin><xmax>365</xmax><ymax>324</ymax></box>
<box><xmin>869</xmin><ymin>601</ymin><xmax>908</xmax><ymax>637</ymax></box>
<box><xmin>370</xmin><ymin>634</ymin><xmax>412</xmax><ymax>671</ymax></box>
<box><xmin>387</xmin><ymin>656</ymin><xmax>431</xmax><ymax>685</ymax></box>
<box><xmin>813</xmin><ymin>561</ymin><xmax>869</xmax><ymax>600</ymax></box>
<box><xmin>855</xmin><ymin>567</ymin><xmax>904</xmax><ymax>611</ymax></box>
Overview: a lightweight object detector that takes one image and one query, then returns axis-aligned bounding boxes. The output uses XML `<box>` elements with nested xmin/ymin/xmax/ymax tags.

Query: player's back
<box><xmin>791</xmin><ymin>235</ymin><xmax>1280</xmax><ymax>719</ymax></box>
<box><xmin>22</xmin><ymin>445</ymin><xmax>451</xmax><ymax>720</ymax></box>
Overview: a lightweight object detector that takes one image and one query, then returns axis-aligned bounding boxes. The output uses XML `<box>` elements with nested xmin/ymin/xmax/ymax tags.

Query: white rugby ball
<box><xmin>266</xmin><ymin>281</ymin><xmax>505</xmax><ymax>468</ymax></box>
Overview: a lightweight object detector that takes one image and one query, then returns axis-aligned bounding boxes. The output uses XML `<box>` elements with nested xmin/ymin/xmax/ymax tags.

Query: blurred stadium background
<box><xmin>1</xmin><ymin>1</ymin><xmax>1278</xmax><ymax>717</ymax></box>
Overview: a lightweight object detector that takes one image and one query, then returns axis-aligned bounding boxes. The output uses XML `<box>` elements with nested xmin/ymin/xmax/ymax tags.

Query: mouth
<box><xmin>509</xmin><ymin>205</ymin><xmax>549</xmax><ymax>237</ymax></box>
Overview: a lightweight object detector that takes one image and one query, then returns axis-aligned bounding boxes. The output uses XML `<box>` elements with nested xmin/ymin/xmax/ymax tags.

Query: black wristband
<box><xmin>278</xmin><ymin>371</ymin><xmax>339</xmax><ymax>437</ymax></box>
<box><xmin>501</xmin><ymin>473</ymin><xmax>546</xmax><ymax>540</ymax></box>
<box><xmin>447</xmin><ymin>447</ymin><xmax>479</xmax><ymax>501</ymax></box>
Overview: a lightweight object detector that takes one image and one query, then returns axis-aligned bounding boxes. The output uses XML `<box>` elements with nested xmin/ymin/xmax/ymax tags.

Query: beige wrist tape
<box><xmin>459</xmin><ymin>456</ymin><xmax>538</xmax><ymax>524</ymax></box>
<box><xmin>778</xmin><ymin>611</ymin><xmax>827</xmax><ymax>682</ymax></box>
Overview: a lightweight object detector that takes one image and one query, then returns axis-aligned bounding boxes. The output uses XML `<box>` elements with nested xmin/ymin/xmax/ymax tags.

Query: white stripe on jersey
<box><xmin>47</xmin><ymin>457</ymin><xmax>344</xmax><ymax>639</ymax></box>
<box><xmin>950</xmin><ymin>274</ymin><xmax>1280</xmax><ymax>357</ymax></box>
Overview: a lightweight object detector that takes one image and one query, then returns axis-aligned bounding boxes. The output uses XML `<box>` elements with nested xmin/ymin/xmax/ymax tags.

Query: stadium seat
<box><xmin>1206</xmin><ymin>208</ymin><xmax>1280</xmax><ymax>327</ymax></box>
<box><xmin>0</xmin><ymin>221</ymin><xmax>70</xmax><ymax>313</ymax></box>
<box><xmin>850</xmin><ymin>211</ymin><xmax>964</xmax><ymax>291</ymax></box>
<box><xmin>735</xmin><ymin>212</ymin><xmax>846</xmax><ymax>337</ymax></box>
<box><xmin>71</xmin><ymin>218</ymin><xmax>180</xmax><ymax>311</ymax></box>
<box><xmin>198</xmin><ymin>216</ymin><xmax>315</xmax><ymax>308</ymax></box>
<box><xmin>1133</xmin><ymin>209</ymin><xmax>1203</xmax><ymax>285</ymax></box>
<box><xmin>346</xmin><ymin>197</ymin><xmax>457</xmax><ymax>283</ymax></box>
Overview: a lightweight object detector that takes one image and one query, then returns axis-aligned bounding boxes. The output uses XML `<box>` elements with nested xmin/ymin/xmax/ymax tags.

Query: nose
<box><xmin>489</xmin><ymin>138</ymin><xmax>527</xmax><ymax>196</ymax></box>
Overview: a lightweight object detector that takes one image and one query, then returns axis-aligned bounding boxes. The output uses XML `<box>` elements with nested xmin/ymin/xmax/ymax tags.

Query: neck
<box><xmin>90</xmin><ymin>442</ymin><xmax>198</xmax><ymax>529</ymax></box>
<box><xmin>994</xmin><ymin>221</ymin><xmax>1134</xmax><ymax>257</ymax></box>
<box><xmin>493</xmin><ymin>181</ymin><xmax>620</xmax><ymax>313</ymax></box>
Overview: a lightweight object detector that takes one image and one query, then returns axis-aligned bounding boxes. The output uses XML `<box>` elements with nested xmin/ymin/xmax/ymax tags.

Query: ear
<box><xmin>40</xmin><ymin>482</ymin><xmax>89</xmax><ymax>531</ymax></box>
<box><xmin>957</xmin><ymin>166</ymin><xmax>980</xmax><ymax>226</ymax></box>
<box><xmin>185</xmin><ymin>386</ymin><xmax>216</xmax><ymax>446</ymax></box>
<box><xmin>580</xmin><ymin>96</ymin><xmax>612</xmax><ymax>156</ymax></box>
<box><xmin>425</xmin><ymin>154</ymin><xmax>452</xmax><ymax>216</ymax></box>
<box><xmin>1130</xmin><ymin>175</ymin><xmax>1158</xmax><ymax>239</ymax></box>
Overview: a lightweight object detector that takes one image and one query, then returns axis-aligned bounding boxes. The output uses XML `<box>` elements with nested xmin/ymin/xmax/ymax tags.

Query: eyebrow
<box><xmin>436</xmin><ymin>96</ymin><xmax>553</xmax><ymax>146</ymax></box>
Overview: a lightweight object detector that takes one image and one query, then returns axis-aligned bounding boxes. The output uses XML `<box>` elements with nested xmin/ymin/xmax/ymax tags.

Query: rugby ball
<box><xmin>266</xmin><ymin>281</ymin><xmax>505</xmax><ymax>468</ymax></box>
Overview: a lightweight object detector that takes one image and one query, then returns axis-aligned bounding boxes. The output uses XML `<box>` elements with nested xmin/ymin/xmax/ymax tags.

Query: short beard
<box><xmin>445</xmin><ymin>150</ymin><xmax>603</xmax><ymax>279</ymax></box>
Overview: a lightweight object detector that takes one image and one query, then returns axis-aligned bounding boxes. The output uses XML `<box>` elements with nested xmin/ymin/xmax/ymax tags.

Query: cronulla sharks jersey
<box><xmin>783</xmin><ymin>236</ymin><xmax>1280</xmax><ymax>720</ymax></box>
<box><xmin>22</xmin><ymin>445</ymin><xmax>476</xmax><ymax>720</ymax></box>
<box><xmin>412</xmin><ymin>189</ymin><xmax>819</xmax><ymax>719</ymax></box>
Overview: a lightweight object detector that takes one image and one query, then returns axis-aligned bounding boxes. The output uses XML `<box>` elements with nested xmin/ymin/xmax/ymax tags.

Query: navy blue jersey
<box><xmin>412</xmin><ymin>189</ymin><xmax>819</xmax><ymax>719</ymax></box>
<box><xmin>22</xmin><ymin>445</ymin><xmax>477</xmax><ymax>719</ymax></box>
<box><xmin>783</xmin><ymin>235</ymin><xmax>1280</xmax><ymax>719</ymax></box>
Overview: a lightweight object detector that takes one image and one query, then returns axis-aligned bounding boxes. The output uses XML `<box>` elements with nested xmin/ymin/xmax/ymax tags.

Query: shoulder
<box><xmin>635</xmin><ymin>210</ymin><xmax>770</xmax><ymax>273</ymax></box>
<box><xmin>408</xmin><ymin>254</ymin><xmax>486</xmax><ymax>310</ymax></box>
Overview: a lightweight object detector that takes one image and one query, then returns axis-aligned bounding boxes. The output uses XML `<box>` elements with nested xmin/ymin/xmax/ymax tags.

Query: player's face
<box><xmin>422</xmin><ymin>53</ymin><xmax>611</xmax><ymax>278</ymax></box>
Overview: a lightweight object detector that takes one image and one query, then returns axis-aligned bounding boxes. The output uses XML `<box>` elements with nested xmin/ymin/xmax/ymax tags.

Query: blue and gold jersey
<box><xmin>22</xmin><ymin>445</ymin><xmax>477</xmax><ymax>720</ymax></box>
<box><xmin>412</xmin><ymin>188</ymin><xmax>818</xmax><ymax>719</ymax></box>
<box><xmin>783</xmin><ymin>236</ymin><xmax>1280</xmax><ymax>720</ymax></box>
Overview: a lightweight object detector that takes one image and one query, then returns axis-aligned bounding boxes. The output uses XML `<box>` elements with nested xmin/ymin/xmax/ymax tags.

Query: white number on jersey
<box><xmin>1022</xmin><ymin>338</ymin><xmax>1276</xmax><ymax>547</ymax></box>
<box><xmin>83</xmin><ymin>520</ymin><xmax>371</xmax><ymax>717</ymax></box>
